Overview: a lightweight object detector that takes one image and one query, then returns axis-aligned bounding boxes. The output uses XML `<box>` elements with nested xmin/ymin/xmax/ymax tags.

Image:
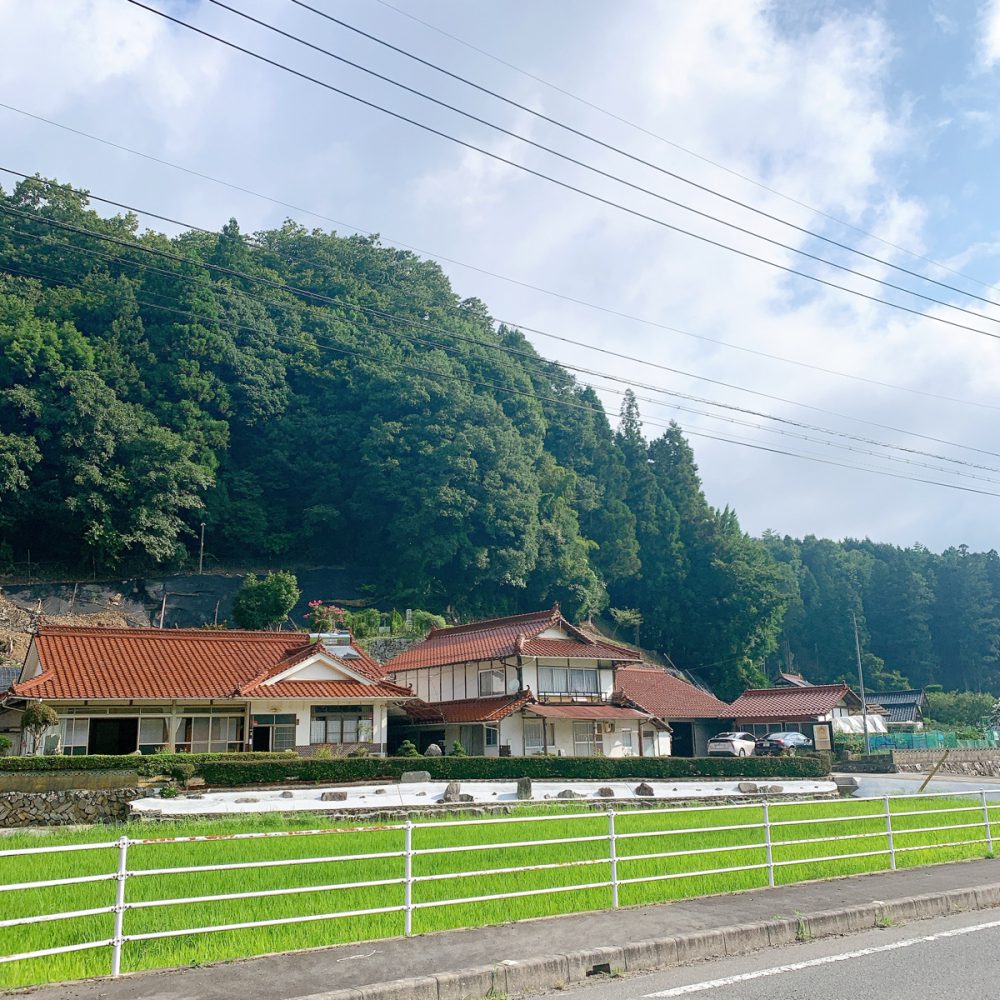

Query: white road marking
<box><xmin>643</xmin><ymin>917</ymin><xmax>1000</xmax><ymax>996</ymax></box>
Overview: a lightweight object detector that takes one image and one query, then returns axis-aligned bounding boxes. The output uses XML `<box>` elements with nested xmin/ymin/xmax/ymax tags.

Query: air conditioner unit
<box><xmin>604</xmin><ymin>722</ymin><xmax>615</xmax><ymax>734</ymax></box>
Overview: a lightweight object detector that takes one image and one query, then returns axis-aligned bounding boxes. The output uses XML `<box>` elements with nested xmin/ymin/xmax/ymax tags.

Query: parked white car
<box><xmin>707</xmin><ymin>731</ymin><xmax>756</xmax><ymax>757</ymax></box>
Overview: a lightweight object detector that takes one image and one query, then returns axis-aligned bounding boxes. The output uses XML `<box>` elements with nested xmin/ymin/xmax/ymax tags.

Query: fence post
<box><xmin>982</xmin><ymin>791</ymin><xmax>994</xmax><ymax>856</ymax></box>
<box><xmin>608</xmin><ymin>808</ymin><xmax>619</xmax><ymax>908</ymax></box>
<box><xmin>762</xmin><ymin>801</ymin><xmax>774</xmax><ymax>888</ymax></box>
<box><xmin>111</xmin><ymin>836</ymin><xmax>129</xmax><ymax>977</ymax></box>
<box><xmin>404</xmin><ymin>820</ymin><xmax>414</xmax><ymax>936</ymax></box>
<box><xmin>884</xmin><ymin>795</ymin><xmax>896</xmax><ymax>870</ymax></box>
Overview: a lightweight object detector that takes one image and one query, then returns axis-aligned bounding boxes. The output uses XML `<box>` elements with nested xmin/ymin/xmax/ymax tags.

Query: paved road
<box><xmin>549</xmin><ymin>909</ymin><xmax>1000</xmax><ymax>999</ymax></box>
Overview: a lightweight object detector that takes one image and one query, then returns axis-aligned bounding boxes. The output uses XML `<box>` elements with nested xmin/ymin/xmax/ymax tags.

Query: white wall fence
<box><xmin>0</xmin><ymin>790</ymin><xmax>996</xmax><ymax>980</ymax></box>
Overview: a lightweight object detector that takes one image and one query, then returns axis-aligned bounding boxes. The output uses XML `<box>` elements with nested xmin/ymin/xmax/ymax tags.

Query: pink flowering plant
<box><xmin>305</xmin><ymin>600</ymin><xmax>348</xmax><ymax>632</ymax></box>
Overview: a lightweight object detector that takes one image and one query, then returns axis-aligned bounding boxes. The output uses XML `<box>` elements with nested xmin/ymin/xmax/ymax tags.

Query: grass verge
<box><xmin>1</xmin><ymin>794</ymin><xmax>996</xmax><ymax>989</ymax></box>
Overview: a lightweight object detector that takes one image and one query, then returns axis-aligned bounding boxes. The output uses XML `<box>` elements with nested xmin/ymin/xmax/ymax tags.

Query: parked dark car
<box><xmin>754</xmin><ymin>731</ymin><xmax>814</xmax><ymax>756</ymax></box>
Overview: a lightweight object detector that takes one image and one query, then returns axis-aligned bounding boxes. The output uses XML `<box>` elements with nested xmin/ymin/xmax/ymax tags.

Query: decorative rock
<box><xmin>765</xmin><ymin>784</ymin><xmax>784</xmax><ymax>794</ymax></box>
<box><xmin>186</xmin><ymin>793</ymin><xmax>204</xmax><ymax>800</ymax></box>
<box><xmin>320</xmin><ymin>791</ymin><xmax>348</xmax><ymax>801</ymax></box>
<box><xmin>635</xmin><ymin>782</ymin><xmax>655</xmax><ymax>797</ymax></box>
<box><xmin>441</xmin><ymin>781</ymin><xmax>463</xmax><ymax>803</ymax></box>
<box><xmin>516</xmin><ymin>776</ymin><xmax>533</xmax><ymax>801</ymax></box>
<box><xmin>737</xmin><ymin>782</ymin><xmax>759</xmax><ymax>793</ymax></box>
<box><xmin>424</xmin><ymin>743</ymin><xmax>443</xmax><ymax>757</ymax></box>
<box><xmin>556</xmin><ymin>789</ymin><xmax>584</xmax><ymax>799</ymax></box>
<box><xmin>596</xmin><ymin>787</ymin><xmax>615</xmax><ymax>798</ymax></box>
<box><xmin>400</xmin><ymin>771</ymin><xmax>432</xmax><ymax>783</ymax></box>
<box><xmin>457</xmin><ymin>793</ymin><xmax>475</xmax><ymax>802</ymax></box>
<box><xmin>280</xmin><ymin>791</ymin><xmax>295</xmax><ymax>798</ymax></box>
<box><xmin>374</xmin><ymin>788</ymin><xmax>387</xmax><ymax>795</ymax></box>
<box><xmin>235</xmin><ymin>797</ymin><xmax>260</xmax><ymax>804</ymax></box>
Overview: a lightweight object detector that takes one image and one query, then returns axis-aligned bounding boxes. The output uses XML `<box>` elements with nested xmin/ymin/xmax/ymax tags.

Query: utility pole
<box><xmin>852</xmin><ymin>611</ymin><xmax>871</xmax><ymax>755</ymax></box>
<box><xmin>198</xmin><ymin>523</ymin><xmax>206</xmax><ymax>575</ymax></box>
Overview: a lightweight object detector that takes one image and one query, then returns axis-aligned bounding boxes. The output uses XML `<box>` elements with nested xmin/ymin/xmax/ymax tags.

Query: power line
<box><xmin>5</xmin><ymin>189</ymin><xmax>1000</xmax><ymax>489</ymax></box>
<box><xmin>4</xmin><ymin>102</ymin><xmax>995</xmax><ymax>413</ymax></box>
<box><xmin>373</xmin><ymin>0</ymin><xmax>1000</xmax><ymax>296</ymax></box>
<box><xmin>4</xmin><ymin>257</ymin><xmax>1000</xmax><ymax>500</ymax></box>
<box><xmin>124</xmin><ymin>1</ymin><xmax>1000</xmax><ymax>343</ymax></box>
<box><xmin>6</xmin><ymin>180</ymin><xmax>1000</xmax><ymax>476</ymax></box>
<box><xmin>281</xmin><ymin>0</ymin><xmax>1000</xmax><ymax>317</ymax></box>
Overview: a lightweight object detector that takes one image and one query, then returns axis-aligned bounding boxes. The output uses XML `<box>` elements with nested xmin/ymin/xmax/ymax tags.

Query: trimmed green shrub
<box><xmin>1</xmin><ymin>751</ymin><xmax>830</xmax><ymax>786</ymax></box>
<box><xmin>198</xmin><ymin>753</ymin><xmax>829</xmax><ymax>787</ymax></box>
<box><xmin>0</xmin><ymin>752</ymin><xmax>297</xmax><ymax>773</ymax></box>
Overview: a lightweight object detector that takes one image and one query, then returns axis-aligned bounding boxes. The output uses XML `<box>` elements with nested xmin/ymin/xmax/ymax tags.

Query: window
<box><xmin>479</xmin><ymin>669</ymin><xmax>505</xmax><ymax>696</ymax></box>
<box><xmin>538</xmin><ymin>667</ymin><xmax>599</xmax><ymax>694</ymax></box>
<box><xmin>524</xmin><ymin>720</ymin><xmax>555</xmax><ymax>754</ymax></box>
<box><xmin>310</xmin><ymin>707</ymin><xmax>373</xmax><ymax>745</ymax></box>
<box><xmin>573</xmin><ymin>722</ymin><xmax>598</xmax><ymax>757</ymax></box>
<box><xmin>138</xmin><ymin>717</ymin><xmax>169</xmax><ymax>754</ymax></box>
<box><xmin>620</xmin><ymin>728</ymin><xmax>633</xmax><ymax>751</ymax></box>
<box><xmin>177</xmin><ymin>716</ymin><xmax>246</xmax><ymax>753</ymax></box>
<box><xmin>485</xmin><ymin>725</ymin><xmax>499</xmax><ymax>748</ymax></box>
<box><xmin>59</xmin><ymin>718</ymin><xmax>89</xmax><ymax>756</ymax></box>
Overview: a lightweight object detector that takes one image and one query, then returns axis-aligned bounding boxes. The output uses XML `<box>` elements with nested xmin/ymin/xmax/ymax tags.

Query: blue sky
<box><xmin>1</xmin><ymin>0</ymin><xmax>1000</xmax><ymax>552</ymax></box>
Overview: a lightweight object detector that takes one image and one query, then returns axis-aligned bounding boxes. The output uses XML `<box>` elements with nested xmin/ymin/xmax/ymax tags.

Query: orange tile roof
<box><xmin>13</xmin><ymin>626</ymin><xmax>406</xmax><ymax>702</ymax></box>
<box><xmin>524</xmin><ymin>704</ymin><xmax>650</xmax><ymax>720</ymax></box>
<box><xmin>614</xmin><ymin>666</ymin><xmax>731</xmax><ymax>720</ymax></box>
<box><xmin>402</xmin><ymin>692</ymin><xmax>534</xmax><ymax>724</ymax></box>
<box><xmin>387</xmin><ymin>606</ymin><xmax>640</xmax><ymax>671</ymax></box>
<box><xmin>728</xmin><ymin>683</ymin><xmax>858</xmax><ymax>722</ymax></box>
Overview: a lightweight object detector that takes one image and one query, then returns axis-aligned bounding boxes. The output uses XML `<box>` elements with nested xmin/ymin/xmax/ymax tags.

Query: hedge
<box><xmin>0</xmin><ymin>752</ymin><xmax>299</xmax><ymax>774</ymax></box>
<box><xmin>0</xmin><ymin>752</ymin><xmax>830</xmax><ymax>785</ymax></box>
<box><xmin>198</xmin><ymin>753</ymin><xmax>831</xmax><ymax>787</ymax></box>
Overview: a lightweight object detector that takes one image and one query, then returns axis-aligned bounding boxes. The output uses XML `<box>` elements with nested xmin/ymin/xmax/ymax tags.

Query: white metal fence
<box><xmin>0</xmin><ymin>789</ymin><xmax>996</xmax><ymax>980</ymax></box>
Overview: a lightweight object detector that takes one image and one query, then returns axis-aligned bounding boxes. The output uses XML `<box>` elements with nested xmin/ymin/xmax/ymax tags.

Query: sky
<box><xmin>1</xmin><ymin>0</ymin><xmax>1000</xmax><ymax>552</ymax></box>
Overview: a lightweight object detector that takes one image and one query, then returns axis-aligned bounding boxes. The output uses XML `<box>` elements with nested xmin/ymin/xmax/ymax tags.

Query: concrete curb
<box><xmin>296</xmin><ymin>882</ymin><xmax>1000</xmax><ymax>1000</ymax></box>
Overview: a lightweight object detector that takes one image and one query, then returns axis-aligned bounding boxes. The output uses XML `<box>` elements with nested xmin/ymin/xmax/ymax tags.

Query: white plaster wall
<box><xmin>388</xmin><ymin>660</ymin><xmax>518</xmax><ymax>703</ymax></box>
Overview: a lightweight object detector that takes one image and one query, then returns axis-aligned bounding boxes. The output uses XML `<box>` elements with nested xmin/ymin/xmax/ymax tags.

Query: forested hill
<box><xmin>2</xmin><ymin>176</ymin><xmax>999</xmax><ymax>699</ymax></box>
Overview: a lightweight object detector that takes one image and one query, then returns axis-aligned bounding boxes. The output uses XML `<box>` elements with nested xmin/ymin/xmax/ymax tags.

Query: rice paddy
<box><xmin>1</xmin><ymin>793</ymin><xmax>996</xmax><ymax>989</ymax></box>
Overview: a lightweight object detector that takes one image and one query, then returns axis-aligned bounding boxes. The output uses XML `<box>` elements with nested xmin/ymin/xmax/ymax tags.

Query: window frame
<box><xmin>479</xmin><ymin>668</ymin><xmax>506</xmax><ymax>697</ymax></box>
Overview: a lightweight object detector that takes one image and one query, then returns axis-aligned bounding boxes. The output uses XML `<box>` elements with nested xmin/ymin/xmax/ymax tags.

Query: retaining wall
<box><xmin>894</xmin><ymin>749</ymin><xmax>1000</xmax><ymax>776</ymax></box>
<box><xmin>0</xmin><ymin>788</ymin><xmax>144</xmax><ymax>827</ymax></box>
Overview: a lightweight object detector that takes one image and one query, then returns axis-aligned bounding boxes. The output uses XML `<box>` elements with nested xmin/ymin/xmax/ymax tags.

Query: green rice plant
<box><xmin>1</xmin><ymin>794</ymin><xmax>997</xmax><ymax>990</ymax></box>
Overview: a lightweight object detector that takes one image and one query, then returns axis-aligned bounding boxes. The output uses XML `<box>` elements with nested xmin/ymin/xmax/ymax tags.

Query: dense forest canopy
<box><xmin>1</xmin><ymin>177</ymin><xmax>999</xmax><ymax>699</ymax></box>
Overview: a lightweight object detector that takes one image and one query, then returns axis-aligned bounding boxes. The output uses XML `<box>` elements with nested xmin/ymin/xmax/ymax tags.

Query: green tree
<box><xmin>231</xmin><ymin>571</ymin><xmax>301</xmax><ymax>630</ymax></box>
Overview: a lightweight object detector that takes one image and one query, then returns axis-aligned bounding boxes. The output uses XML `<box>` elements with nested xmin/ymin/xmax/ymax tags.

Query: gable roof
<box><xmin>614</xmin><ymin>666</ymin><xmax>731</xmax><ymax>720</ymax></box>
<box><xmin>776</xmin><ymin>672</ymin><xmax>812</xmax><ymax>687</ymax></box>
<box><xmin>12</xmin><ymin>627</ymin><xmax>408</xmax><ymax>702</ymax></box>
<box><xmin>729</xmin><ymin>683</ymin><xmax>859</xmax><ymax>722</ymax></box>
<box><xmin>386</xmin><ymin>605</ymin><xmax>640</xmax><ymax>671</ymax></box>
<box><xmin>867</xmin><ymin>689</ymin><xmax>927</xmax><ymax>724</ymax></box>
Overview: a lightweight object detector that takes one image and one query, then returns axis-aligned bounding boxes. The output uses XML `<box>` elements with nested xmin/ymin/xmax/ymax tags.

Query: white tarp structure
<box><xmin>832</xmin><ymin>714</ymin><xmax>888</xmax><ymax>735</ymax></box>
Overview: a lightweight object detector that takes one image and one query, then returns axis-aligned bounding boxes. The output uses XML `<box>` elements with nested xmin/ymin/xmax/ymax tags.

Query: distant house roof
<box><xmin>776</xmin><ymin>672</ymin><xmax>813</xmax><ymax>687</ymax></box>
<box><xmin>0</xmin><ymin>665</ymin><xmax>19</xmax><ymax>694</ymax></box>
<box><xmin>386</xmin><ymin>605</ymin><xmax>640</xmax><ymax>671</ymax></box>
<box><xmin>867</xmin><ymin>689</ymin><xmax>927</xmax><ymax>724</ymax></box>
<box><xmin>12</xmin><ymin>627</ymin><xmax>408</xmax><ymax>702</ymax></box>
<box><xmin>729</xmin><ymin>683</ymin><xmax>861</xmax><ymax>722</ymax></box>
<box><xmin>614</xmin><ymin>666</ymin><xmax>731</xmax><ymax>720</ymax></box>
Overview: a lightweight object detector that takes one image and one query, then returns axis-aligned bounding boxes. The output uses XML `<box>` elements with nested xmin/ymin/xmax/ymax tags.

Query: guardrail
<box><xmin>1</xmin><ymin>789</ymin><xmax>996</xmax><ymax>980</ymax></box>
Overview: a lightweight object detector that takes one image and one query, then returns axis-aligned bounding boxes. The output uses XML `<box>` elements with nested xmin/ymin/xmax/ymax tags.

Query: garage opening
<box><xmin>87</xmin><ymin>717</ymin><xmax>139</xmax><ymax>755</ymax></box>
<box><xmin>670</xmin><ymin>722</ymin><xmax>694</xmax><ymax>757</ymax></box>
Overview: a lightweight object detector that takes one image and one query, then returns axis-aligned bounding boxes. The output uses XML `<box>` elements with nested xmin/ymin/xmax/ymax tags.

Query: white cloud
<box><xmin>980</xmin><ymin>0</ymin><xmax>1000</xmax><ymax>67</ymax></box>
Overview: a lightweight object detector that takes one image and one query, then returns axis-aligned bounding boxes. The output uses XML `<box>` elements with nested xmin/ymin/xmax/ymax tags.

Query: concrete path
<box><xmin>19</xmin><ymin>858</ymin><xmax>1000</xmax><ymax>1000</ymax></box>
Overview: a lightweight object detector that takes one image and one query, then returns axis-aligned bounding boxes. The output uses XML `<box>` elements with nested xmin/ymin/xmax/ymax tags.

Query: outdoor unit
<box><xmin>603</xmin><ymin>722</ymin><xmax>615</xmax><ymax>734</ymax></box>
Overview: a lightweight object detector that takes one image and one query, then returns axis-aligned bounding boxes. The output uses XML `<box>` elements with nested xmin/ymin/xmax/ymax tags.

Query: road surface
<box><xmin>544</xmin><ymin>909</ymin><xmax>1000</xmax><ymax>999</ymax></box>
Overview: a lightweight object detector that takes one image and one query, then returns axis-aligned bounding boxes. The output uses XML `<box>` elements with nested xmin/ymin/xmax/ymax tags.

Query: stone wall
<box><xmin>894</xmin><ymin>749</ymin><xmax>1000</xmax><ymax>777</ymax></box>
<box><xmin>0</xmin><ymin>788</ymin><xmax>144</xmax><ymax>827</ymax></box>
<box><xmin>363</xmin><ymin>636</ymin><xmax>421</xmax><ymax>664</ymax></box>
<box><xmin>835</xmin><ymin>754</ymin><xmax>896</xmax><ymax>774</ymax></box>
<box><xmin>0</xmin><ymin>769</ymin><xmax>139</xmax><ymax>793</ymax></box>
